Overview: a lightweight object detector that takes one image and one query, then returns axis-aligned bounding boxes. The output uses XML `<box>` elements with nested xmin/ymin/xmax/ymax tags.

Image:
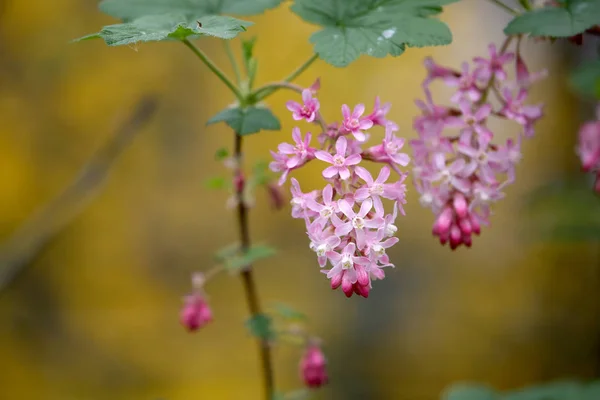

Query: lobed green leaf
<box><xmin>224</xmin><ymin>244</ymin><xmax>277</xmax><ymax>271</ymax></box>
<box><xmin>207</xmin><ymin>106</ymin><xmax>281</xmax><ymax>136</ymax></box>
<box><xmin>99</xmin><ymin>0</ymin><xmax>285</xmax><ymax>21</ymax></box>
<box><xmin>291</xmin><ymin>0</ymin><xmax>459</xmax><ymax>67</ymax></box>
<box><xmin>504</xmin><ymin>0</ymin><xmax>600</xmax><ymax>37</ymax></box>
<box><xmin>74</xmin><ymin>14</ymin><xmax>252</xmax><ymax>46</ymax></box>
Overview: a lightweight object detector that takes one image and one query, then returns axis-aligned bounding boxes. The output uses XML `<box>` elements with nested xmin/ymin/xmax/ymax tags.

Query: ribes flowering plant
<box><xmin>60</xmin><ymin>0</ymin><xmax>600</xmax><ymax>399</ymax></box>
<box><xmin>411</xmin><ymin>40</ymin><xmax>546</xmax><ymax>249</ymax></box>
<box><xmin>271</xmin><ymin>89</ymin><xmax>410</xmax><ymax>297</ymax></box>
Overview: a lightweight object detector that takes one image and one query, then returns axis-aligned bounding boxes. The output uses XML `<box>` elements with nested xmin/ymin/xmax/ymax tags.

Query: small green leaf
<box><xmin>215</xmin><ymin>147</ymin><xmax>230</xmax><ymax>160</ymax></box>
<box><xmin>270</xmin><ymin>303</ymin><xmax>307</xmax><ymax>321</ymax></box>
<box><xmin>214</xmin><ymin>242</ymin><xmax>240</xmax><ymax>262</ymax></box>
<box><xmin>245</xmin><ymin>313</ymin><xmax>275</xmax><ymax>340</ymax></box>
<box><xmin>242</xmin><ymin>36</ymin><xmax>257</xmax><ymax>64</ymax></box>
<box><xmin>74</xmin><ymin>14</ymin><xmax>252</xmax><ymax>46</ymax></box>
<box><xmin>99</xmin><ymin>0</ymin><xmax>285</xmax><ymax>21</ymax></box>
<box><xmin>570</xmin><ymin>59</ymin><xmax>600</xmax><ymax>99</ymax></box>
<box><xmin>291</xmin><ymin>0</ymin><xmax>458</xmax><ymax>67</ymax></box>
<box><xmin>207</xmin><ymin>106</ymin><xmax>281</xmax><ymax>136</ymax></box>
<box><xmin>224</xmin><ymin>244</ymin><xmax>277</xmax><ymax>271</ymax></box>
<box><xmin>504</xmin><ymin>0</ymin><xmax>600</xmax><ymax>37</ymax></box>
<box><xmin>204</xmin><ymin>176</ymin><xmax>228</xmax><ymax>190</ymax></box>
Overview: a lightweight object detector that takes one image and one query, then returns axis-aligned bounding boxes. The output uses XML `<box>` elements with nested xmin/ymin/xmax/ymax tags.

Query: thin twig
<box><xmin>234</xmin><ymin>134</ymin><xmax>275</xmax><ymax>400</ymax></box>
<box><xmin>0</xmin><ymin>96</ymin><xmax>158</xmax><ymax>294</ymax></box>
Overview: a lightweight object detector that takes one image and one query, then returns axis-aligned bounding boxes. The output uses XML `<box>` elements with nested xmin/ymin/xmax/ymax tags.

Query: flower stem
<box><xmin>224</xmin><ymin>40</ymin><xmax>242</xmax><ymax>86</ymax></box>
<box><xmin>283</xmin><ymin>53</ymin><xmax>319</xmax><ymax>84</ymax></box>
<box><xmin>488</xmin><ymin>0</ymin><xmax>520</xmax><ymax>15</ymax></box>
<box><xmin>252</xmin><ymin>54</ymin><xmax>319</xmax><ymax>102</ymax></box>
<box><xmin>182</xmin><ymin>39</ymin><xmax>244</xmax><ymax>102</ymax></box>
<box><xmin>234</xmin><ymin>134</ymin><xmax>275</xmax><ymax>400</ymax></box>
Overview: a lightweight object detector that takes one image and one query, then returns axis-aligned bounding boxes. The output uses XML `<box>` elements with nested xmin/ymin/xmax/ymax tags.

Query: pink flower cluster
<box><xmin>577</xmin><ymin>104</ymin><xmax>600</xmax><ymax>193</ymax></box>
<box><xmin>411</xmin><ymin>42</ymin><xmax>546</xmax><ymax>249</ymax></box>
<box><xmin>270</xmin><ymin>85</ymin><xmax>410</xmax><ymax>298</ymax></box>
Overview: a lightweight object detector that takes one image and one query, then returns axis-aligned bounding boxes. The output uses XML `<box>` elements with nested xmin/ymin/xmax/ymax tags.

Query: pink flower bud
<box><xmin>233</xmin><ymin>173</ymin><xmax>245</xmax><ymax>193</ymax></box>
<box><xmin>300</xmin><ymin>345</ymin><xmax>328</xmax><ymax>388</ymax></box>
<box><xmin>433</xmin><ymin>206</ymin><xmax>453</xmax><ymax>235</ymax></box>
<box><xmin>453</xmin><ymin>193</ymin><xmax>468</xmax><ymax>218</ymax></box>
<box><xmin>180</xmin><ymin>294</ymin><xmax>212</xmax><ymax>332</ymax></box>
<box><xmin>266</xmin><ymin>183</ymin><xmax>285</xmax><ymax>210</ymax></box>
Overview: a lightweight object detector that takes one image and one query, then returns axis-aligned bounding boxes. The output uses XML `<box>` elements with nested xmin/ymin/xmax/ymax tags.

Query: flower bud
<box><xmin>266</xmin><ymin>182</ymin><xmax>285</xmax><ymax>210</ymax></box>
<box><xmin>180</xmin><ymin>294</ymin><xmax>212</xmax><ymax>332</ymax></box>
<box><xmin>300</xmin><ymin>345</ymin><xmax>328</xmax><ymax>388</ymax></box>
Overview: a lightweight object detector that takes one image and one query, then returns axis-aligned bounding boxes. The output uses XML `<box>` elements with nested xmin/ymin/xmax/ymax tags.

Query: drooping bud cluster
<box><xmin>270</xmin><ymin>83</ymin><xmax>410</xmax><ymax>298</ymax></box>
<box><xmin>180</xmin><ymin>273</ymin><xmax>212</xmax><ymax>332</ymax></box>
<box><xmin>577</xmin><ymin>104</ymin><xmax>600</xmax><ymax>193</ymax></box>
<box><xmin>411</xmin><ymin>42</ymin><xmax>546</xmax><ymax>249</ymax></box>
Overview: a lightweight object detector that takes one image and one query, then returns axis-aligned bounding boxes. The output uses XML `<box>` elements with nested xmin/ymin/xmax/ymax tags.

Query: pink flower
<box><xmin>333</xmin><ymin>198</ymin><xmax>383</xmax><ymax>238</ymax></box>
<box><xmin>499</xmin><ymin>88</ymin><xmax>543</xmax><ymax>137</ymax></box>
<box><xmin>423</xmin><ymin>56</ymin><xmax>460</xmax><ymax>83</ymax></box>
<box><xmin>269</xmin><ymin>150</ymin><xmax>290</xmax><ymax>185</ymax></box>
<box><xmin>308</xmin><ymin>223</ymin><xmax>341</xmax><ymax>267</ymax></box>
<box><xmin>341</xmin><ymin>104</ymin><xmax>373</xmax><ymax>141</ymax></box>
<box><xmin>180</xmin><ymin>294</ymin><xmax>212</xmax><ymax>332</ymax></box>
<box><xmin>315</xmin><ymin>136</ymin><xmax>361</xmax><ymax>180</ymax></box>
<box><xmin>325</xmin><ymin>242</ymin><xmax>371</xmax><ymax>298</ymax></box>
<box><xmin>366</xmin><ymin>96</ymin><xmax>392</xmax><ymax>126</ymax></box>
<box><xmin>290</xmin><ymin>178</ymin><xmax>318</xmax><ymax>219</ymax></box>
<box><xmin>286</xmin><ymin>88</ymin><xmax>320</xmax><ymax>123</ymax></box>
<box><xmin>277</xmin><ymin>127</ymin><xmax>315</xmax><ymax>168</ymax></box>
<box><xmin>446</xmin><ymin>62</ymin><xmax>482</xmax><ymax>103</ymax></box>
<box><xmin>299</xmin><ymin>345</ymin><xmax>328</xmax><ymax>388</ymax></box>
<box><xmin>577</xmin><ymin>118</ymin><xmax>600</xmax><ymax>172</ymax></box>
<box><xmin>474</xmin><ymin>43</ymin><xmax>514</xmax><ymax>82</ymax></box>
<box><xmin>355</xmin><ymin>166</ymin><xmax>396</xmax><ymax>214</ymax></box>
<box><xmin>306</xmin><ymin>184</ymin><xmax>338</xmax><ymax>227</ymax></box>
<box><xmin>447</xmin><ymin>101</ymin><xmax>493</xmax><ymax>141</ymax></box>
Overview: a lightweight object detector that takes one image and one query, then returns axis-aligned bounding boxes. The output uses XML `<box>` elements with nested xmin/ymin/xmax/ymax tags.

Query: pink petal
<box><xmin>358</xmin><ymin>198</ymin><xmax>373</xmax><ymax>217</ymax></box>
<box><xmin>322</xmin><ymin>166</ymin><xmax>339</xmax><ymax>178</ymax></box>
<box><xmin>315</xmin><ymin>150</ymin><xmax>334</xmax><ymax>163</ymax></box>
<box><xmin>345</xmin><ymin>154</ymin><xmax>362</xmax><ymax>165</ymax></box>
<box><xmin>335</xmin><ymin>136</ymin><xmax>347</xmax><ymax>155</ymax></box>
<box><xmin>338</xmin><ymin>167</ymin><xmax>350</xmax><ymax>180</ymax></box>
<box><xmin>354</xmin><ymin>166</ymin><xmax>373</xmax><ymax>184</ymax></box>
<box><xmin>341</xmin><ymin>104</ymin><xmax>351</xmax><ymax>119</ymax></box>
<box><xmin>376</xmin><ymin>166</ymin><xmax>390</xmax><ymax>183</ymax></box>
<box><xmin>301</xmin><ymin>89</ymin><xmax>312</xmax><ymax>103</ymax></box>
<box><xmin>338</xmin><ymin>199</ymin><xmax>354</xmax><ymax>219</ymax></box>
<box><xmin>353</xmin><ymin>104</ymin><xmax>365</xmax><ymax>118</ymax></box>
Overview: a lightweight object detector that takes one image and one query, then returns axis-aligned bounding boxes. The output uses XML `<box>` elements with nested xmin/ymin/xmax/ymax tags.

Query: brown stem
<box><xmin>234</xmin><ymin>134</ymin><xmax>275</xmax><ymax>400</ymax></box>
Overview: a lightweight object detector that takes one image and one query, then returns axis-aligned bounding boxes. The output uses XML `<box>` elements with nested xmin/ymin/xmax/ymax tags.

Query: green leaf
<box><xmin>214</xmin><ymin>147</ymin><xmax>230</xmax><ymax>160</ymax></box>
<box><xmin>245</xmin><ymin>313</ymin><xmax>275</xmax><ymax>340</ymax></box>
<box><xmin>224</xmin><ymin>244</ymin><xmax>277</xmax><ymax>271</ymax></box>
<box><xmin>204</xmin><ymin>176</ymin><xmax>228</xmax><ymax>189</ymax></box>
<box><xmin>207</xmin><ymin>106</ymin><xmax>281</xmax><ymax>136</ymax></box>
<box><xmin>214</xmin><ymin>242</ymin><xmax>240</xmax><ymax>262</ymax></box>
<box><xmin>74</xmin><ymin>14</ymin><xmax>252</xmax><ymax>46</ymax></box>
<box><xmin>504</xmin><ymin>0</ymin><xmax>600</xmax><ymax>37</ymax></box>
<box><xmin>570</xmin><ymin>59</ymin><xmax>600</xmax><ymax>99</ymax></box>
<box><xmin>99</xmin><ymin>0</ymin><xmax>284</xmax><ymax>21</ymax></box>
<box><xmin>270</xmin><ymin>302</ymin><xmax>307</xmax><ymax>321</ymax></box>
<box><xmin>290</xmin><ymin>0</ymin><xmax>459</xmax><ymax>67</ymax></box>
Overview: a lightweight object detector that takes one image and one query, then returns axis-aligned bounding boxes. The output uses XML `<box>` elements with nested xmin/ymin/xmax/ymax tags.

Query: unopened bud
<box><xmin>300</xmin><ymin>345</ymin><xmax>329</xmax><ymax>388</ymax></box>
<box><xmin>180</xmin><ymin>294</ymin><xmax>212</xmax><ymax>332</ymax></box>
<box><xmin>267</xmin><ymin>183</ymin><xmax>285</xmax><ymax>210</ymax></box>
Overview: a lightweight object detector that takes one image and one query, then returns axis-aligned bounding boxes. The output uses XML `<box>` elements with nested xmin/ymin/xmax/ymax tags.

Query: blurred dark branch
<box><xmin>0</xmin><ymin>96</ymin><xmax>159</xmax><ymax>293</ymax></box>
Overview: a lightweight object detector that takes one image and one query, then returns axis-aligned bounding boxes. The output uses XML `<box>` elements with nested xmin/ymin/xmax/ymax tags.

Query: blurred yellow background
<box><xmin>1</xmin><ymin>0</ymin><xmax>599</xmax><ymax>399</ymax></box>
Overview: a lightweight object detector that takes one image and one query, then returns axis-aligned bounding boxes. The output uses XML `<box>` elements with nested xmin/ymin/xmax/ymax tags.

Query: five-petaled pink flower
<box><xmin>277</xmin><ymin>127</ymin><xmax>315</xmax><ymax>168</ymax></box>
<box><xmin>341</xmin><ymin>104</ymin><xmax>373</xmax><ymax>141</ymax></box>
<box><xmin>287</xmin><ymin>88</ymin><xmax>320</xmax><ymax>123</ymax></box>
<box><xmin>315</xmin><ymin>136</ymin><xmax>361</xmax><ymax>180</ymax></box>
